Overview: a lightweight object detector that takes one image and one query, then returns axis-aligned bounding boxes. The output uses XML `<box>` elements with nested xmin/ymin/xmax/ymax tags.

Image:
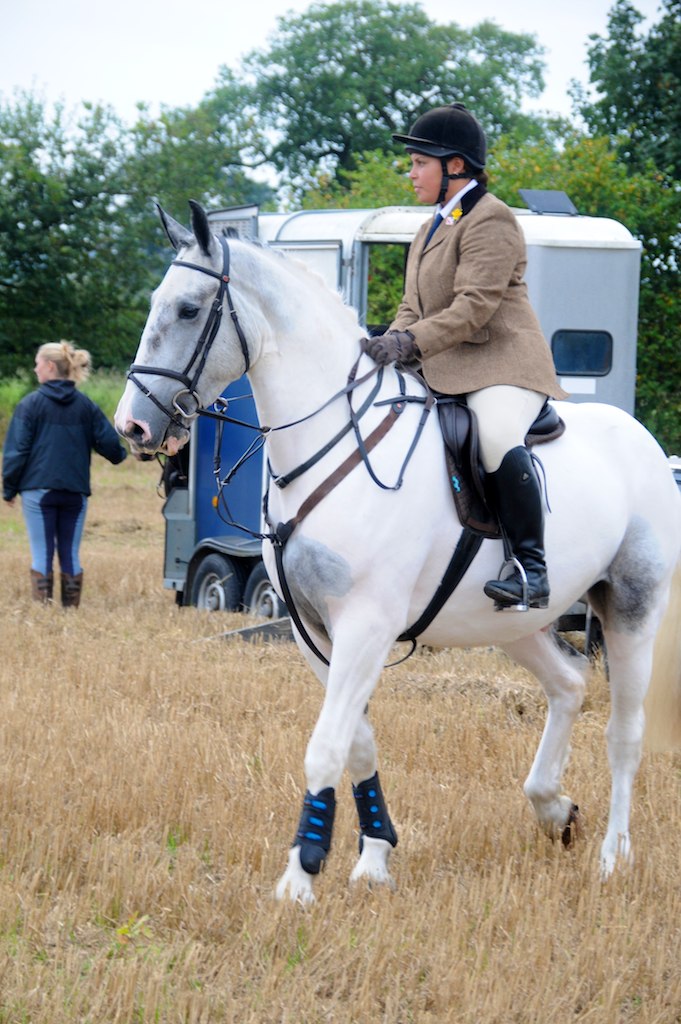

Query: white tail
<box><xmin>645</xmin><ymin>558</ymin><xmax>681</xmax><ymax>751</ymax></box>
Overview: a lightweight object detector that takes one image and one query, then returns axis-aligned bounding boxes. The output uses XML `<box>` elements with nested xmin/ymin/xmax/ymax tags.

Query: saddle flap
<box><xmin>437</xmin><ymin>399</ymin><xmax>566</xmax><ymax>538</ymax></box>
<box><xmin>437</xmin><ymin>399</ymin><xmax>499</xmax><ymax>538</ymax></box>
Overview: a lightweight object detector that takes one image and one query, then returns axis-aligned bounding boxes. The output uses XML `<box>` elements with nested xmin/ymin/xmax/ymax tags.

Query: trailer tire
<box><xmin>243</xmin><ymin>562</ymin><xmax>286</xmax><ymax>619</ymax></box>
<box><xmin>190</xmin><ymin>553</ymin><xmax>243</xmax><ymax>612</ymax></box>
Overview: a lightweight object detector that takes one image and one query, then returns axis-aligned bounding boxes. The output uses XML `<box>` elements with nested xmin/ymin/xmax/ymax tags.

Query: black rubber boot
<box><xmin>483</xmin><ymin>446</ymin><xmax>550</xmax><ymax>610</ymax></box>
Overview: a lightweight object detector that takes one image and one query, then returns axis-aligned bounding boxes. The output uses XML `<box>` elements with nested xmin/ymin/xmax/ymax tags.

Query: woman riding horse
<box><xmin>365</xmin><ymin>103</ymin><xmax>568</xmax><ymax>610</ymax></box>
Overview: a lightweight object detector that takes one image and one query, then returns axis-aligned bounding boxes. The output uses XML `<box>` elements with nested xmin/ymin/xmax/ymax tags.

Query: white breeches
<box><xmin>466</xmin><ymin>385</ymin><xmax>547</xmax><ymax>473</ymax></box>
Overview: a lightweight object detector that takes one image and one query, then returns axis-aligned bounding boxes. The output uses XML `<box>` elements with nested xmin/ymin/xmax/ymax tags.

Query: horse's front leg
<box><xmin>275</xmin><ymin>615</ymin><xmax>397</xmax><ymax>903</ymax></box>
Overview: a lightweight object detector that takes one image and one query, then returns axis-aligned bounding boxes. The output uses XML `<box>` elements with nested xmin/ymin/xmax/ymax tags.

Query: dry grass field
<box><xmin>0</xmin><ymin>455</ymin><xmax>680</xmax><ymax>1023</ymax></box>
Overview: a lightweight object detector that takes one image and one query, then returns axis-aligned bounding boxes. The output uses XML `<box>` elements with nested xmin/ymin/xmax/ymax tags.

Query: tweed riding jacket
<box><xmin>390</xmin><ymin>184</ymin><xmax>568</xmax><ymax>399</ymax></box>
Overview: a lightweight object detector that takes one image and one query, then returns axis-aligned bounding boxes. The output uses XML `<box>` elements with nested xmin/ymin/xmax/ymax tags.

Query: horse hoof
<box><xmin>275</xmin><ymin>847</ymin><xmax>316</xmax><ymax>904</ymax></box>
<box><xmin>349</xmin><ymin>836</ymin><xmax>396</xmax><ymax>890</ymax></box>
<box><xmin>561</xmin><ymin>803</ymin><xmax>581</xmax><ymax>848</ymax></box>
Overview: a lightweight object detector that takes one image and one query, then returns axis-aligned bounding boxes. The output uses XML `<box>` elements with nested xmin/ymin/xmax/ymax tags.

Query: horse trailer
<box><xmin>161</xmin><ymin>195</ymin><xmax>646</xmax><ymax>620</ymax></box>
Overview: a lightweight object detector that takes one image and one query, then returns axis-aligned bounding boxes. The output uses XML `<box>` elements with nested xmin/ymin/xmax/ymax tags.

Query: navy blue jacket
<box><xmin>2</xmin><ymin>380</ymin><xmax>127</xmax><ymax>500</ymax></box>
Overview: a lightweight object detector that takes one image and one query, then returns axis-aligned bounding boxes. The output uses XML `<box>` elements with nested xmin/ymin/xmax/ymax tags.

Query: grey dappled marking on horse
<box><xmin>115</xmin><ymin>202</ymin><xmax>681</xmax><ymax>904</ymax></box>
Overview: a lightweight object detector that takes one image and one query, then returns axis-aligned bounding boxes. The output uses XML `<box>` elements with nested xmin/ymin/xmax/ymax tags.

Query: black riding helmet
<box><xmin>393</xmin><ymin>103</ymin><xmax>486</xmax><ymax>204</ymax></box>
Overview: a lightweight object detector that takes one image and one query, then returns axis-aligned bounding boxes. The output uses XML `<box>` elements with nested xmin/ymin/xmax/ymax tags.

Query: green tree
<box><xmin>0</xmin><ymin>94</ymin><xmax>146</xmax><ymax>374</ymax></box>
<box><xmin>124</xmin><ymin>70</ymin><xmax>275</xmax><ymax>237</ymax></box>
<box><xmin>118</xmin><ymin>82</ymin><xmax>276</xmax><ymax>338</ymax></box>
<box><xmin>0</xmin><ymin>86</ymin><xmax>275</xmax><ymax>375</ymax></box>
<box><xmin>566</xmin><ymin>0</ymin><xmax>681</xmax><ymax>449</ymax></box>
<box><xmin>244</xmin><ymin>0</ymin><xmax>547</xmax><ymax>190</ymax></box>
<box><xmin>574</xmin><ymin>0</ymin><xmax>681</xmax><ymax>177</ymax></box>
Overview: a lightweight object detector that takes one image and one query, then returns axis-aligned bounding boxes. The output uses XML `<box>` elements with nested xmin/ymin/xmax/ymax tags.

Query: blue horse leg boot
<box><xmin>352</xmin><ymin>772</ymin><xmax>398</xmax><ymax>853</ymax></box>
<box><xmin>294</xmin><ymin>788</ymin><xmax>336</xmax><ymax>875</ymax></box>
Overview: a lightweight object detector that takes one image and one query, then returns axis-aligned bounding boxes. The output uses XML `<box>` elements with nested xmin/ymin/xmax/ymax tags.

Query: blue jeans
<box><xmin>21</xmin><ymin>489</ymin><xmax>87</xmax><ymax>576</ymax></box>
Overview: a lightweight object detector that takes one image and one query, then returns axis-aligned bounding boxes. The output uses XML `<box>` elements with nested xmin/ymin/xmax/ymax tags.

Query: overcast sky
<box><xmin>0</xmin><ymin>0</ymin><xmax>662</xmax><ymax>125</ymax></box>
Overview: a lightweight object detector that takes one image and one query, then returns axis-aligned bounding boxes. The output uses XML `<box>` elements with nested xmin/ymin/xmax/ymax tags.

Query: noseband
<box><xmin>128</xmin><ymin>235</ymin><xmax>250</xmax><ymax>429</ymax></box>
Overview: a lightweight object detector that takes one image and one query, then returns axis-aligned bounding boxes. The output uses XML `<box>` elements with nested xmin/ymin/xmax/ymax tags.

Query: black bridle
<box><xmin>128</xmin><ymin>235</ymin><xmax>250</xmax><ymax>430</ymax></box>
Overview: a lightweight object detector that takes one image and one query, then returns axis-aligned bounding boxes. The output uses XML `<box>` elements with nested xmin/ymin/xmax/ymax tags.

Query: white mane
<box><xmin>239</xmin><ymin>237</ymin><xmax>362</xmax><ymax>335</ymax></box>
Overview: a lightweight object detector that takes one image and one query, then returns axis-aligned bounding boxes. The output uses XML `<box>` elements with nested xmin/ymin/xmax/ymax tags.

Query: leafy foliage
<box><xmin>0</xmin><ymin>97</ymin><xmax>144</xmax><ymax>374</ymax></box>
<box><xmin>574</xmin><ymin>0</ymin><xmax>681</xmax><ymax>178</ymax></box>
<box><xmin>245</xmin><ymin>0</ymin><xmax>547</xmax><ymax>189</ymax></box>
<box><xmin>0</xmin><ymin>89</ymin><xmax>273</xmax><ymax>375</ymax></box>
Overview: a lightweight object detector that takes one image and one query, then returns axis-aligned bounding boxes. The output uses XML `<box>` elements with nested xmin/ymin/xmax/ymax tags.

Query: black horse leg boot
<box><xmin>483</xmin><ymin>446</ymin><xmax>550</xmax><ymax>610</ymax></box>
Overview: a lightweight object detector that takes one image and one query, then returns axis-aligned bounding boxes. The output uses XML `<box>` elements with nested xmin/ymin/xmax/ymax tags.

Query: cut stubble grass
<box><xmin>0</xmin><ymin>455</ymin><xmax>680</xmax><ymax>1022</ymax></box>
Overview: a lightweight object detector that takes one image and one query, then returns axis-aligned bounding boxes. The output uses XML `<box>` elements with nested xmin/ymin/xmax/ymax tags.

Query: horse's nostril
<box><xmin>127</xmin><ymin>420</ymin><xmax>149</xmax><ymax>442</ymax></box>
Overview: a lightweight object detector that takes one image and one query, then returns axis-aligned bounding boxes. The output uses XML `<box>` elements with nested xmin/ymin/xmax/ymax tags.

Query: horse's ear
<box><xmin>156</xmin><ymin>203</ymin><xmax>193</xmax><ymax>251</ymax></box>
<box><xmin>188</xmin><ymin>200</ymin><xmax>214</xmax><ymax>258</ymax></box>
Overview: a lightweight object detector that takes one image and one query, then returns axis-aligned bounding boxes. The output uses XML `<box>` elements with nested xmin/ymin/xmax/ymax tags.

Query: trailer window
<box><xmin>551</xmin><ymin>330</ymin><xmax>613</xmax><ymax>376</ymax></box>
<box><xmin>366</xmin><ymin>244</ymin><xmax>409</xmax><ymax>331</ymax></box>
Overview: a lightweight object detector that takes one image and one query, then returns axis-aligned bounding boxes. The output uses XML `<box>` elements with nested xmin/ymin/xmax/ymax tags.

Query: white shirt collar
<box><xmin>439</xmin><ymin>178</ymin><xmax>479</xmax><ymax>218</ymax></box>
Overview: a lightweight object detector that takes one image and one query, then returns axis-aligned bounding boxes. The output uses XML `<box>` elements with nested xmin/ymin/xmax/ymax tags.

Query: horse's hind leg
<box><xmin>595</xmin><ymin>626</ymin><xmax>653</xmax><ymax>875</ymax></box>
<box><xmin>501</xmin><ymin>630</ymin><xmax>588</xmax><ymax>842</ymax></box>
<box><xmin>587</xmin><ymin>513</ymin><xmax>679</xmax><ymax>876</ymax></box>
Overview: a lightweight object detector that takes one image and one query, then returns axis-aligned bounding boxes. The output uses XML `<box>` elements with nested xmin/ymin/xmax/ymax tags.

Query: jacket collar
<box><xmin>422</xmin><ymin>183</ymin><xmax>488</xmax><ymax>252</ymax></box>
<box><xmin>461</xmin><ymin>182</ymin><xmax>487</xmax><ymax>214</ymax></box>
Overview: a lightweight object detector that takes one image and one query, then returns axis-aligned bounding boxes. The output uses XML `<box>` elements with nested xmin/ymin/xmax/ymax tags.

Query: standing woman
<box><xmin>366</xmin><ymin>103</ymin><xmax>568</xmax><ymax>610</ymax></box>
<box><xmin>2</xmin><ymin>341</ymin><xmax>128</xmax><ymax>606</ymax></box>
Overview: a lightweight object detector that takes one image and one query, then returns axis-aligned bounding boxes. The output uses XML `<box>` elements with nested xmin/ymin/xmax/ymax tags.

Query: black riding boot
<box><xmin>483</xmin><ymin>446</ymin><xmax>550</xmax><ymax>610</ymax></box>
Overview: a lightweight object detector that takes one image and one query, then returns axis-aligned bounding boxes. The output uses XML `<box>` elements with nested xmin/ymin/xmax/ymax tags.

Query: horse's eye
<box><xmin>179</xmin><ymin>305</ymin><xmax>200</xmax><ymax>321</ymax></box>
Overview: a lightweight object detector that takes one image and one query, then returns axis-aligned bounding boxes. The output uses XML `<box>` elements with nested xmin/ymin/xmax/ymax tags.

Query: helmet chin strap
<box><xmin>438</xmin><ymin>158</ymin><xmax>470</xmax><ymax>204</ymax></box>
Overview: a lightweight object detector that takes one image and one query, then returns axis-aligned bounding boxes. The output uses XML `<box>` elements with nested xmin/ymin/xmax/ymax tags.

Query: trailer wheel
<box><xmin>190</xmin><ymin>553</ymin><xmax>243</xmax><ymax>612</ymax></box>
<box><xmin>243</xmin><ymin>562</ymin><xmax>286</xmax><ymax>619</ymax></box>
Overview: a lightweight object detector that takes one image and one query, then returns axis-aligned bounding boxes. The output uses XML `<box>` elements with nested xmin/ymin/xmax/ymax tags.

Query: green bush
<box><xmin>0</xmin><ymin>374</ymin><xmax>33</xmax><ymax>442</ymax></box>
<box><xmin>81</xmin><ymin>372</ymin><xmax>128</xmax><ymax>423</ymax></box>
<box><xmin>0</xmin><ymin>371</ymin><xmax>127</xmax><ymax>445</ymax></box>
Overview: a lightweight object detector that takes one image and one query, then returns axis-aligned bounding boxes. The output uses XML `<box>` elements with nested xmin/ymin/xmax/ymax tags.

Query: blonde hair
<box><xmin>38</xmin><ymin>341</ymin><xmax>92</xmax><ymax>384</ymax></box>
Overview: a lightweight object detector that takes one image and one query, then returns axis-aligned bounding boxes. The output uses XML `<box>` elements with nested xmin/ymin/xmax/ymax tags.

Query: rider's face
<box><xmin>408</xmin><ymin>152</ymin><xmax>468</xmax><ymax>206</ymax></box>
<box><xmin>408</xmin><ymin>152</ymin><xmax>442</xmax><ymax>205</ymax></box>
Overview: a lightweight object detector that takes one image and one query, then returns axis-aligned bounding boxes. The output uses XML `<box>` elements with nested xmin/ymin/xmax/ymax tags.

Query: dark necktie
<box><xmin>423</xmin><ymin>212</ymin><xmax>443</xmax><ymax>248</ymax></box>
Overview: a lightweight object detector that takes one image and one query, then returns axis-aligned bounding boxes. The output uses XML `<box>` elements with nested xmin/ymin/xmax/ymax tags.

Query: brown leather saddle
<box><xmin>437</xmin><ymin>399</ymin><xmax>565</xmax><ymax>537</ymax></box>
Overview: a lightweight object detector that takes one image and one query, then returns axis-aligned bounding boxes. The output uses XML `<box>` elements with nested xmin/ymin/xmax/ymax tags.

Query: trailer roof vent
<box><xmin>518</xmin><ymin>189</ymin><xmax>578</xmax><ymax>215</ymax></box>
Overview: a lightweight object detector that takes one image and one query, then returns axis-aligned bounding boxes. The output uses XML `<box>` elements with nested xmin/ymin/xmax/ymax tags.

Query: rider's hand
<box><xmin>365</xmin><ymin>330</ymin><xmax>420</xmax><ymax>366</ymax></box>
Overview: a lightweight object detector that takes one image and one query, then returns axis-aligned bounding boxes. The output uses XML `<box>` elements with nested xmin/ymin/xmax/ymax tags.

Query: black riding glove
<box><xmin>365</xmin><ymin>330</ymin><xmax>421</xmax><ymax>366</ymax></box>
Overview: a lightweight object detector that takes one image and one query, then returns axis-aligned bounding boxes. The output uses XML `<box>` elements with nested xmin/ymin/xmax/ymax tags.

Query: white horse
<box><xmin>115</xmin><ymin>201</ymin><xmax>681</xmax><ymax>904</ymax></box>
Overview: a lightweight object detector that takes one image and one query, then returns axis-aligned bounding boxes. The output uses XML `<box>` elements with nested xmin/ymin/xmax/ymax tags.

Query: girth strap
<box><xmin>397</xmin><ymin>527</ymin><xmax>483</xmax><ymax>643</ymax></box>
